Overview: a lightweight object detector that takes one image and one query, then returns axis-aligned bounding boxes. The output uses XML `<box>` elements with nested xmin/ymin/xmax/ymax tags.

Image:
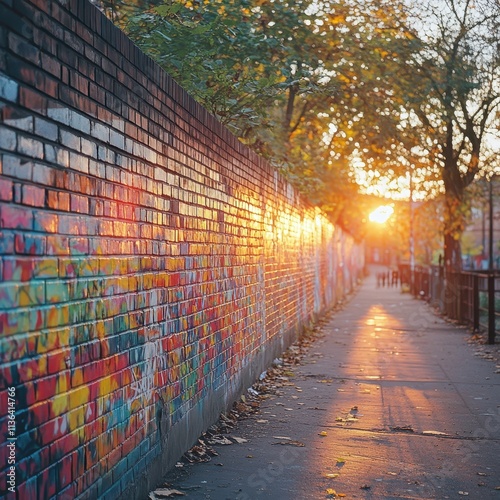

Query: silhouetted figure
<box><xmin>391</xmin><ymin>270</ymin><xmax>399</xmax><ymax>287</ymax></box>
<box><xmin>381</xmin><ymin>272</ymin><xmax>386</xmax><ymax>287</ymax></box>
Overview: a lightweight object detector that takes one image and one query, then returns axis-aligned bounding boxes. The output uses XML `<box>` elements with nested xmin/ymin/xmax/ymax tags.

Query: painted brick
<box><xmin>22</xmin><ymin>184</ymin><xmax>45</xmax><ymax>207</ymax></box>
<box><xmin>0</xmin><ymin>73</ymin><xmax>18</xmax><ymax>102</ymax></box>
<box><xmin>0</xmin><ymin>204</ymin><xmax>33</xmax><ymax>230</ymax></box>
<box><xmin>0</xmin><ymin>126</ymin><xmax>17</xmax><ymax>150</ymax></box>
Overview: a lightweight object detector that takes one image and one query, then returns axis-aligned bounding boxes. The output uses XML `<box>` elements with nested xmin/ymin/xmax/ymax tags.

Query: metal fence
<box><xmin>411</xmin><ymin>266</ymin><xmax>500</xmax><ymax>344</ymax></box>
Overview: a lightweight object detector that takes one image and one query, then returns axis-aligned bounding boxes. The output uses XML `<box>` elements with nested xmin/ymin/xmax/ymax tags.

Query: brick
<box><xmin>34</xmin><ymin>117</ymin><xmax>58</xmax><ymax>141</ymax></box>
<box><xmin>47</xmin><ymin>104</ymin><xmax>70</xmax><ymax>125</ymax></box>
<box><xmin>17</xmin><ymin>135</ymin><xmax>44</xmax><ymax>159</ymax></box>
<box><xmin>60</xmin><ymin>129</ymin><xmax>80</xmax><ymax>151</ymax></box>
<box><xmin>0</xmin><ymin>125</ymin><xmax>17</xmax><ymax>150</ymax></box>
<box><xmin>69</xmin><ymin>110</ymin><xmax>91</xmax><ymax>135</ymax></box>
<box><xmin>46</xmin><ymin>235</ymin><xmax>70</xmax><ymax>255</ymax></box>
<box><xmin>0</xmin><ymin>73</ymin><xmax>18</xmax><ymax>102</ymax></box>
<box><xmin>40</xmin><ymin>52</ymin><xmax>61</xmax><ymax>77</ymax></box>
<box><xmin>34</xmin><ymin>212</ymin><xmax>58</xmax><ymax>232</ymax></box>
<box><xmin>8</xmin><ymin>31</ymin><xmax>39</xmax><ymax>65</ymax></box>
<box><xmin>0</xmin><ymin>204</ymin><xmax>33</xmax><ymax>229</ymax></box>
<box><xmin>0</xmin><ymin>178</ymin><xmax>13</xmax><ymax>201</ymax></box>
<box><xmin>14</xmin><ymin>233</ymin><xmax>47</xmax><ymax>255</ymax></box>
<box><xmin>22</xmin><ymin>184</ymin><xmax>45</xmax><ymax>207</ymax></box>
<box><xmin>44</xmin><ymin>144</ymin><xmax>69</xmax><ymax>168</ymax></box>
<box><xmin>19</xmin><ymin>86</ymin><xmax>46</xmax><ymax>111</ymax></box>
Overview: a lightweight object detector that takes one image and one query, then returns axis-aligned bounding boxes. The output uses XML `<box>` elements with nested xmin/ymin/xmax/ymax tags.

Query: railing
<box><xmin>410</xmin><ymin>266</ymin><xmax>500</xmax><ymax>344</ymax></box>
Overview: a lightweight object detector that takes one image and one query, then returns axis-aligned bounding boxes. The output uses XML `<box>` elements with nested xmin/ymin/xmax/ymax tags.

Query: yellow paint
<box><xmin>69</xmin><ymin>385</ymin><xmax>90</xmax><ymax>411</ymax></box>
<box><xmin>68</xmin><ymin>406</ymin><xmax>86</xmax><ymax>431</ymax></box>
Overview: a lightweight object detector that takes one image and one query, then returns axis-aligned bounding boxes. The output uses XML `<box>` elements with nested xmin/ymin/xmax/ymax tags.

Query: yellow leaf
<box><xmin>336</xmin><ymin>457</ymin><xmax>346</xmax><ymax>464</ymax></box>
<box><xmin>325</xmin><ymin>473</ymin><xmax>339</xmax><ymax>478</ymax></box>
<box><xmin>319</xmin><ymin>431</ymin><xmax>328</xmax><ymax>436</ymax></box>
<box><xmin>326</xmin><ymin>489</ymin><xmax>336</xmax><ymax>495</ymax></box>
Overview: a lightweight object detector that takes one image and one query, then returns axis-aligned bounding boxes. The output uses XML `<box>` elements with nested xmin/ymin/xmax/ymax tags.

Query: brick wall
<box><xmin>0</xmin><ymin>0</ymin><xmax>364</xmax><ymax>498</ymax></box>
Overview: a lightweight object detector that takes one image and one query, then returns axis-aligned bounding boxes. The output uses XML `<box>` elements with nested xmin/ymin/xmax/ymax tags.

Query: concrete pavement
<box><xmin>159</xmin><ymin>267</ymin><xmax>500</xmax><ymax>499</ymax></box>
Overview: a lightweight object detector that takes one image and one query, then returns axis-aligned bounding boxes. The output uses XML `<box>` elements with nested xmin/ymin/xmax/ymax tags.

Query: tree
<box><xmin>392</xmin><ymin>0</ymin><xmax>500</xmax><ymax>272</ymax></box>
<box><xmin>118</xmin><ymin>0</ymin><xmax>417</xmax><ymax>239</ymax></box>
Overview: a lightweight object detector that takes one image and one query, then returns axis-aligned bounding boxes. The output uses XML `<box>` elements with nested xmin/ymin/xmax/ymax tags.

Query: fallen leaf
<box><xmin>230</xmin><ymin>436</ymin><xmax>248</xmax><ymax>444</ymax></box>
<box><xmin>458</xmin><ymin>491</ymin><xmax>469</xmax><ymax>496</ymax></box>
<box><xmin>256</xmin><ymin>420</ymin><xmax>268</xmax><ymax>423</ymax></box>
<box><xmin>153</xmin><ymin>489</ymin><xmax>186</xmax><ymax>498</ymax></box>
<box><xmin>423</xmin><ymin>430</ymin><xmax>448</xmax><ymax>436</ymax></box>
<box><xmin>319</xmin><ymin>431</ymin><xmax>328</xmax><ymax>436</ymax></box>
<box><xmin>272</xmin><ymin>440</ymin><xmax>305</xmax><ymax>447</ymax></box>
<box><xmin>338</xmin><ymin>494</ymin><xmax>346</xmax><ymax>498</ymax></box>
<box><xmin>246</xmin><ymin>455</ymin><xmax>253</xmax><ymax>458</ymax></box>
<box><xmin>477</xmin><ymin>472</ymin><xmax>487</xmax><ymax>476</ymax></box>
<box><xmin>325</xmin><ymin>473</ymin><xmax>339</xmax><ymax>478</ymax></box>
<box><xmin>336</xmin><ymin>457</ymin><xmax>346</xmax><ymax>464</ymax></box>
<box><xmin>273</xmin><ymin>436</ymin><xmax>291</xmax><ymax>440</ymax></box>
<box><xmin>391</xmin><ymin>425</ymin><xmax>414</xmax><ymax>433</ymax></box>
<box><xmin>326</xmin><ymin>489</ymin><xmax>336</xmax><ymax>496</ymax></box>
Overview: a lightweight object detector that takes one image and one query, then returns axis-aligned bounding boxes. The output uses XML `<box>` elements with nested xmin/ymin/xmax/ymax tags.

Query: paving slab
<box><xmin>160</xmin><ymin>268</ymin><xmax>500</xmax><ymax>499</ymax></box>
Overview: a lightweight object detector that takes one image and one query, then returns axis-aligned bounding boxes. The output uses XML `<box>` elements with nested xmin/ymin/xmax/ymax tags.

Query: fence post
<box><xmin>488</xmin><ymin>274</ymin><xmax>495</xmax><ymax>345</ymax></box>
<box><xmin>473</xmin><ymin>274</ymin><xmax>479</xmax><ymax>332</ymax></box>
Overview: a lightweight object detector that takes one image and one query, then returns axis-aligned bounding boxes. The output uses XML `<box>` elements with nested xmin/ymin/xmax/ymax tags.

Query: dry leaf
<box><xmin>230</xmin><ymin>436</ymin><xmax>248</xmax><ymax>444</ymax></box>
<box><xmin>319</xmin><ymin>431</ymin><xmax>328</xmax><ymax>436</ymax></box>
<box><xmin>326</xmin><ymin>489</ymin><xmax>337</xmax><ymax>495</ymax></box>
<box><xmin>272</xmin><ymin>440</ymin><xmax>305</xmax><ymax>447</ymax></box>
<box><xmin>325</xmin><ymin>473</ymin><xmax>339</xmax><ymax>478</ymax></box>
<box><xmin>153</xmin><ymin>488</ymin><xmax>186</xmax><ymax>497</ymax></box>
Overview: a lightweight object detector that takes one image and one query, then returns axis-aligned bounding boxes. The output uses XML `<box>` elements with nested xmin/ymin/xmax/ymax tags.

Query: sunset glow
<box><xmin>369</xmin><ymin>205</ymin><xmax>394</xmax><ymax>224</ymax></box>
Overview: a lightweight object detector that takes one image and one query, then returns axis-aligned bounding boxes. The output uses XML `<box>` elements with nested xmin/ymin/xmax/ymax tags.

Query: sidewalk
<box><xmin>159</xmin><ymin>267</ymin><xmax>500</xmax><ymax>499</ymax></box>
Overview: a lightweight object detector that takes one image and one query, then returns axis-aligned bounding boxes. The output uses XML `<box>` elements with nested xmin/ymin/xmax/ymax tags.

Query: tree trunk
<box><xmin>442</xmin><ymin>185</ymin><xmax>465</xmax><ymax>320</ymax></box>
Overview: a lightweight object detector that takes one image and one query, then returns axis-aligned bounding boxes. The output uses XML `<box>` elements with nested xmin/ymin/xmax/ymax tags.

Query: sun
<box><xmin>369</xmin><ymin>205</ymin><xmax>394</xmax><ymax>224</ymax></box>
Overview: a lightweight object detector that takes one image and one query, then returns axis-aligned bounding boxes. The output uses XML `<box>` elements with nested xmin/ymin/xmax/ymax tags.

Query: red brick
<box><xmin>0</xmin><ymin>179</ymin><xmax>13</xmax><ymax>201</ymax></box>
